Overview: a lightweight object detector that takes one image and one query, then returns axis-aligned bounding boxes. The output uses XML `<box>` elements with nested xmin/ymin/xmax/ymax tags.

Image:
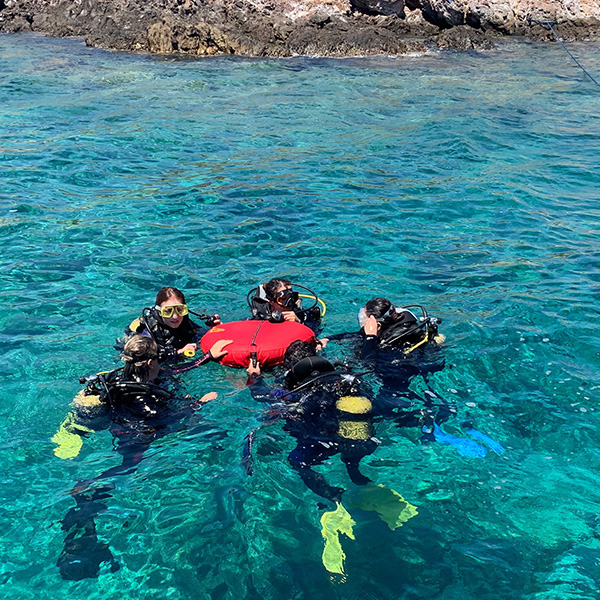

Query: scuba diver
<box><xmin>248</xmin><ymin>278</ymin><xmax>324</xmax><ymax>334</ymax></box>
<box><xmin>358</xmin><ymin>297</ymin><xmax>444</xmax><ymax>356</ymax></box>
<box><xmin>326</xmin><ymin>297</ymin><xmax>446</xmax><ymax>413</ymax></box>
<box><xmin>245</xmin><ymin>340</ymin><xmax>418</xmax><ymax>575</ymax></box>
<box><xmin>125</xmin><ymin>286</ymin><xmax>222</xmax><ymax>363</ymax></box>
<box><xmin>247</xmin><ymin>340</ymin><xmax>378</xmax><ymax>501</ymax></box>
<box><xmin>53</xmin><ymin>335</ymin><xmax>227</xmax><ymax>580</ymax></box>
<box><xmin>327</xmin><ymin>298</ymin><xmax>501</xmax><ymax>458</ymax></box>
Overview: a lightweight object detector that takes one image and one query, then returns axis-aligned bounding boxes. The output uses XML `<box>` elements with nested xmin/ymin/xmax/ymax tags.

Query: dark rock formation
<box><xmin>0</xmin><ymin>0</ymin><xmax>598</xmax><ymax>56</ymax></box>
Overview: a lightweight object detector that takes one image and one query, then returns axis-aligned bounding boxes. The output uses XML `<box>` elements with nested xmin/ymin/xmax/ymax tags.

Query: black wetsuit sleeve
<box><xmin>361</xmin><ymin>335</ymin><xmax>379</xmax><ymax>361</ymax></box>
<box><xmin>247</xmin><ymin>377</ymin><xmax>277</xmax><ymax>403</ymax></box>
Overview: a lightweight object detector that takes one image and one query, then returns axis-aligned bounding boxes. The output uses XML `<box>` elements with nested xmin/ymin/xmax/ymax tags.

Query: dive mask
<box><xmin>156</xmin><ymin>304</ymin><xmax>188</xmax><ymax>319</ymax></box>
<box><xmin>274</xmin><ymin>288</ymin><xmax>298</xmax><ymax>309</ymax></box>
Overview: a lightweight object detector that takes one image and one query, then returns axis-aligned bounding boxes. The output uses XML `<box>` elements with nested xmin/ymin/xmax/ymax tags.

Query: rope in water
<box><xmin>528</xmin><ymin>18</ymin><xmax>600</xmax><ymax>87</ymax></box>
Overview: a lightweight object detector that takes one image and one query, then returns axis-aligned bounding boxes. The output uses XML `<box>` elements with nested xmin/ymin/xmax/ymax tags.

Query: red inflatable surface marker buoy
<box><xmin>200</xmin><ymin>320</ymin><xmax>316</xmax><ymax>368</ymax></box>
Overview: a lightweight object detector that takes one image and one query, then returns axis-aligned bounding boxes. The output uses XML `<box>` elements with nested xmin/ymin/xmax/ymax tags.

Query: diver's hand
<box><xmin>204</xmin><ymin>313</ymin><xmax>221</xmax><ymax>327</ymax></box>
<box><xmin>247</xmin><ymin>360</ymin><xmax>261</xmax><ymax>376</ymax></box>
<box><xmin>316</xmin><ymin>338</ymin><xmax>329</xmax><ymax>350</ymax></box>
<box><xmin>178</xmin><ymin>343</ymin><xmax>197</xmax><ymax>355</ymax></box>
<box><xmin>198</xmin><ymin>392</ymin><xmax>218</xmax><ymax>404</ymax></box>
<box><xmin>209</xmin><ymin>339</ymin><xmax>233</xmax><ymax>359</ymax></box>
<box><xmin>282</xmin><ymin>311</ymin><xmax>300</xmax><ymax>323</ymax></box>
<box><xmin>363</xmin><ymin>315</ymin><xmax>380</xmax><ymax>337</ymax></box>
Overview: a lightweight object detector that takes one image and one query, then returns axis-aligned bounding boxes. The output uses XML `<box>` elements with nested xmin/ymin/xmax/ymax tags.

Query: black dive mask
<box><xmin>377</xmin><ymin>305</ymin><xmax>401</xmax><ymax>327</ymax></box>
<box><xmin>274</xmin><ymin>288</ymin><xmax>298</xmax><ymax>309</ymax></box>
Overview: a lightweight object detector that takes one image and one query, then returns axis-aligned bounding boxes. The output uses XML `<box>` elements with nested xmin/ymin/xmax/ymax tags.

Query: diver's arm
<box><xmin>247</xmin><ymin>376</ymin><xmax>278</xmax><ymax>404</ymax></box>
<box><xmin>361</xmin><ymin>335</ymin><xmax>379</xmax><ymax>361</ymax></box>
<box><xmin>325</xmin><ymin>331</ymin><xmax>359</xmax><ymax>342</ymax></box>
<box><xmin>282</xmin><ymin>311</ymin><xmax>300</xmax><ymax>323</ymax></box>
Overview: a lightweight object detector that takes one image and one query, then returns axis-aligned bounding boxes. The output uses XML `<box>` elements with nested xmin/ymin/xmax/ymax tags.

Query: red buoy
<box><xmin>200</xmin><ymin>320</ymin><xmax>316</xmax><ymax>369</ymax></box>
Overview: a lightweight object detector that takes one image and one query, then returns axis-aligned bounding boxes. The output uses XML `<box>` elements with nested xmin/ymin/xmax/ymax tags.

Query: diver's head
<box><xmin>155</xmin><ymin>286</ymin><xmax>188</xmax><ymax>329</ymax></box>
<box><xmin>265</xmin><ymin>278</ymin><xmax>298</xmax><ymax>310</ymax></box>
<box><xmin>283</xmin><ymin>339</ymin><xmax>318</xmax><ymax>371</ymax></box>
<box><xmin>283</xmin><ymin>339</ymin><xmax>335</xmax><ymax>390</ymax></box>
<box><xmin>122</xmin><ymin>335</ymin><xmax>159</xmax><ymax>382</ymax></box>
<box><xmin>358</xmin><ymin>297</ymin><xmax>401</xmax><ymax>329</ymax></box>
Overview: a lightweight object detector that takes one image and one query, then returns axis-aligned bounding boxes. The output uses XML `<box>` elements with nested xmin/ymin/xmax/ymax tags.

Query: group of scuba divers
<box><xmin>53</xmin><ymin>278</ymin><xmax>504</xmax><ymax>580</ymax></box>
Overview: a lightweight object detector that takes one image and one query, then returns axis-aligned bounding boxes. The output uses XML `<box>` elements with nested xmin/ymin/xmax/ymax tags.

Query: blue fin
<box><xmin>425</xmin><ymin>423</ymin><xmax>487</xmax><ymax>458</ymax></box>
<box><xmin>465</xmin><ymin>429</ymin><xmax>505</xmax><ymax>454</ymax></box>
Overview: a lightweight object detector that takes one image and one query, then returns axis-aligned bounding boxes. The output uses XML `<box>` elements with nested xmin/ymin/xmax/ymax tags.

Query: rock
<box><xmin>350</xmin><ymin>0</ymin><xmax>405</xmax><ymax>17</ymax></box>
<box><xmin>147</xmin><ymin>21</ymin><xmax>173</xmax><ymax>53</ymax></box>
<box><xmin>2</xmin><ymin>14</ymin><xmax>32</xmax><ymax>31</ymax></box>
<box><xmin>414</xmin><ymin>0</ymin><xmax>600</xmax><ymax>35</ymax></box>
<box><xmin>0</xmin><ymin>0</ymin><xmax>599</xmax><ymax>56</ymax></box>
<box><xmin>434</xmin><ymin>24</ymin><xmax>497</xmax><ymax>50</ymax></box>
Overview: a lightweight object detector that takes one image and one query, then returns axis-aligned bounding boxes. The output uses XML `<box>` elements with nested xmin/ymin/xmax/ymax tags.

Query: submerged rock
<box><xmin>0</xmin><ymin>0</ymin><xmax>598</xmax><ymax>56</ymax></box>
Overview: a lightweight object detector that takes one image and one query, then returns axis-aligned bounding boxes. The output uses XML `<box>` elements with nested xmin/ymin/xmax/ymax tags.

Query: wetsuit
<box><xmin>327</xmin><ymin>325</ymin><xmax>447</xmax><ymax>418</ymax></box>
<box><xmin>247</xmin><ymin>361</ymin><xmax>377</xmax><ymax>503</ymax></box>
<box><xmin>126</xmin><ymin>307</ymin><xmax>200</xmax><ymax>363</ymax></box>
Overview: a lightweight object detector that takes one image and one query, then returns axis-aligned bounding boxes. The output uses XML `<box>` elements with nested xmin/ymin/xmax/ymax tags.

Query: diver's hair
<box><xmin>283</xmin><ymin>340</ymin><xmax>317</xmax><ymax>371</ymax></box>
<box><xmin>264</xmin><ymin>278</ymin><xmax>292</xmax><ymax>301</ymax></box>
<box><xmin>155</xmin><ymin>286</ymin><xmax>186</xmax><ymax>306</ymax></box>
<box><xmin>365</xmin><ymin>297</ymin><xmax>392</xmax><ymax>319</ymax></box>
<box><xmin>122</xmin><ymin>335</ymin><xmax>158</xmax><ymax>381</ymax></box>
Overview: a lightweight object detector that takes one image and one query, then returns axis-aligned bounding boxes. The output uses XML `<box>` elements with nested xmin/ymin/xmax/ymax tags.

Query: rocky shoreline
<box><xmin>1</xmin><ymin>0</ymin><xmax>599</xmax><ymax>57</ymax></box>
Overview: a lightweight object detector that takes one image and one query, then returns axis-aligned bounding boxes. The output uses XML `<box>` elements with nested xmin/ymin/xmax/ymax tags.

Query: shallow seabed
<box><xmin>1</xmin><ymin>32</ymin><xmax>600</xmax><ymax>600</ymax></box>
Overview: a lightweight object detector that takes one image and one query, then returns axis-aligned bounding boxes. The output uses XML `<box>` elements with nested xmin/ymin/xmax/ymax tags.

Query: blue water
<box><xmin>1</xmin><ymin>31</ymin><xmax>600</xmax><ymax>599</ymax></box>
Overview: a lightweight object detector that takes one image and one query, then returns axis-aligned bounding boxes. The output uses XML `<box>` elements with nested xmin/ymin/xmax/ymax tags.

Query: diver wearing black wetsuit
<box><xmin>327</xmin><ymin>297</ymin><xmax>447</xmax><ymax>417</ymax></box>
<box><xmin>248</xmin><ymin>278</ymin><xmax>322</xmax><ymax>334</ymax></box>
<box><xmin>125</xmin><ymin>287</ymin><xmax>219</xmax><ymax>363</ymax></box>
<box><xmin>55</xmin><ymin>336</ymin><xmax>217</xmax><ymax>580</ymax></box>
<box><xmin>247</xmin><ymin>341</ymin><xmax>378</xmax><ymax>504</ymax></box>
<box><xmin>127</xmin><ymin>306</ymin><xmax>200</xmax><ymax>362</ymax></box>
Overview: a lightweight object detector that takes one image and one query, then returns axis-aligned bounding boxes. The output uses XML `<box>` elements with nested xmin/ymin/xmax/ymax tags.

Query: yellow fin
<box><xmin>349</xmin><ymin>483</ymin><xmax>418</xmax><ymax>531</ymax></box>
<box><xmin>51</xmin><ymin>415</ymin><xmax>83</xmax><ymax>460</ymax></box>
<box><xmin>320</xmin><ymin>503</ymin><xmax>355</xmax><ymax>575</ymax></box>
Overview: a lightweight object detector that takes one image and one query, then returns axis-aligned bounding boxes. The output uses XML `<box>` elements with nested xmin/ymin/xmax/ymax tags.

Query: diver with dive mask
<box><xmin>357</xmin><ymin>298</ymin><xmax>443</xmax><ymax>352</ymax></box>
<box><xmin>247</xmin><ymin>277</ymin><xmax>325</xmax><ymax>333</ymax></box>
<box><xmin>125</xmin><ymin>286</ymin><xmax>223</xmax><ymax>363</ymax></box>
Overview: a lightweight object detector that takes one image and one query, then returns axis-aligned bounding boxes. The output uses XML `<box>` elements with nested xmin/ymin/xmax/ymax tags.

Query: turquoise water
<box><xmin>2</xmin><ymin>31</ymin><xmax>600</xmax><ymax>599</ymax></box>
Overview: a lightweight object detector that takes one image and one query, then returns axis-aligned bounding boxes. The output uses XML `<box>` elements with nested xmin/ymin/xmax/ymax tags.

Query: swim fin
<box><xmin>425</xmin><ymin>423</ymin><xmax>487</xmax><ymax>458</ymax></box>
<box><xmin>320</xmin><ymin>503</ymin><xmax>355</xmax><ymax>575</ymax></box>
<box><xmin>465</xmin><ymin>429</ymin><xmax>504</xmax><ymax>453</ymax></box>
<box><xmin>52</xmin><ymin>414</ymin><xmax>93</xmax><ymax>460</ymax></box>
<box><xmin>349</xmin><ymin>483</ymin><xmax>418</xmax><ymax>530</ymax></box>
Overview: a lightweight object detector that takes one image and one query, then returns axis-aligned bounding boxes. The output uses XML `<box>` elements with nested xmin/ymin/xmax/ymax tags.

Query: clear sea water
<box><xmin>1</xmin><ymin>31</ymin><xmax>600</xmax><ymax>600</ymax></box>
